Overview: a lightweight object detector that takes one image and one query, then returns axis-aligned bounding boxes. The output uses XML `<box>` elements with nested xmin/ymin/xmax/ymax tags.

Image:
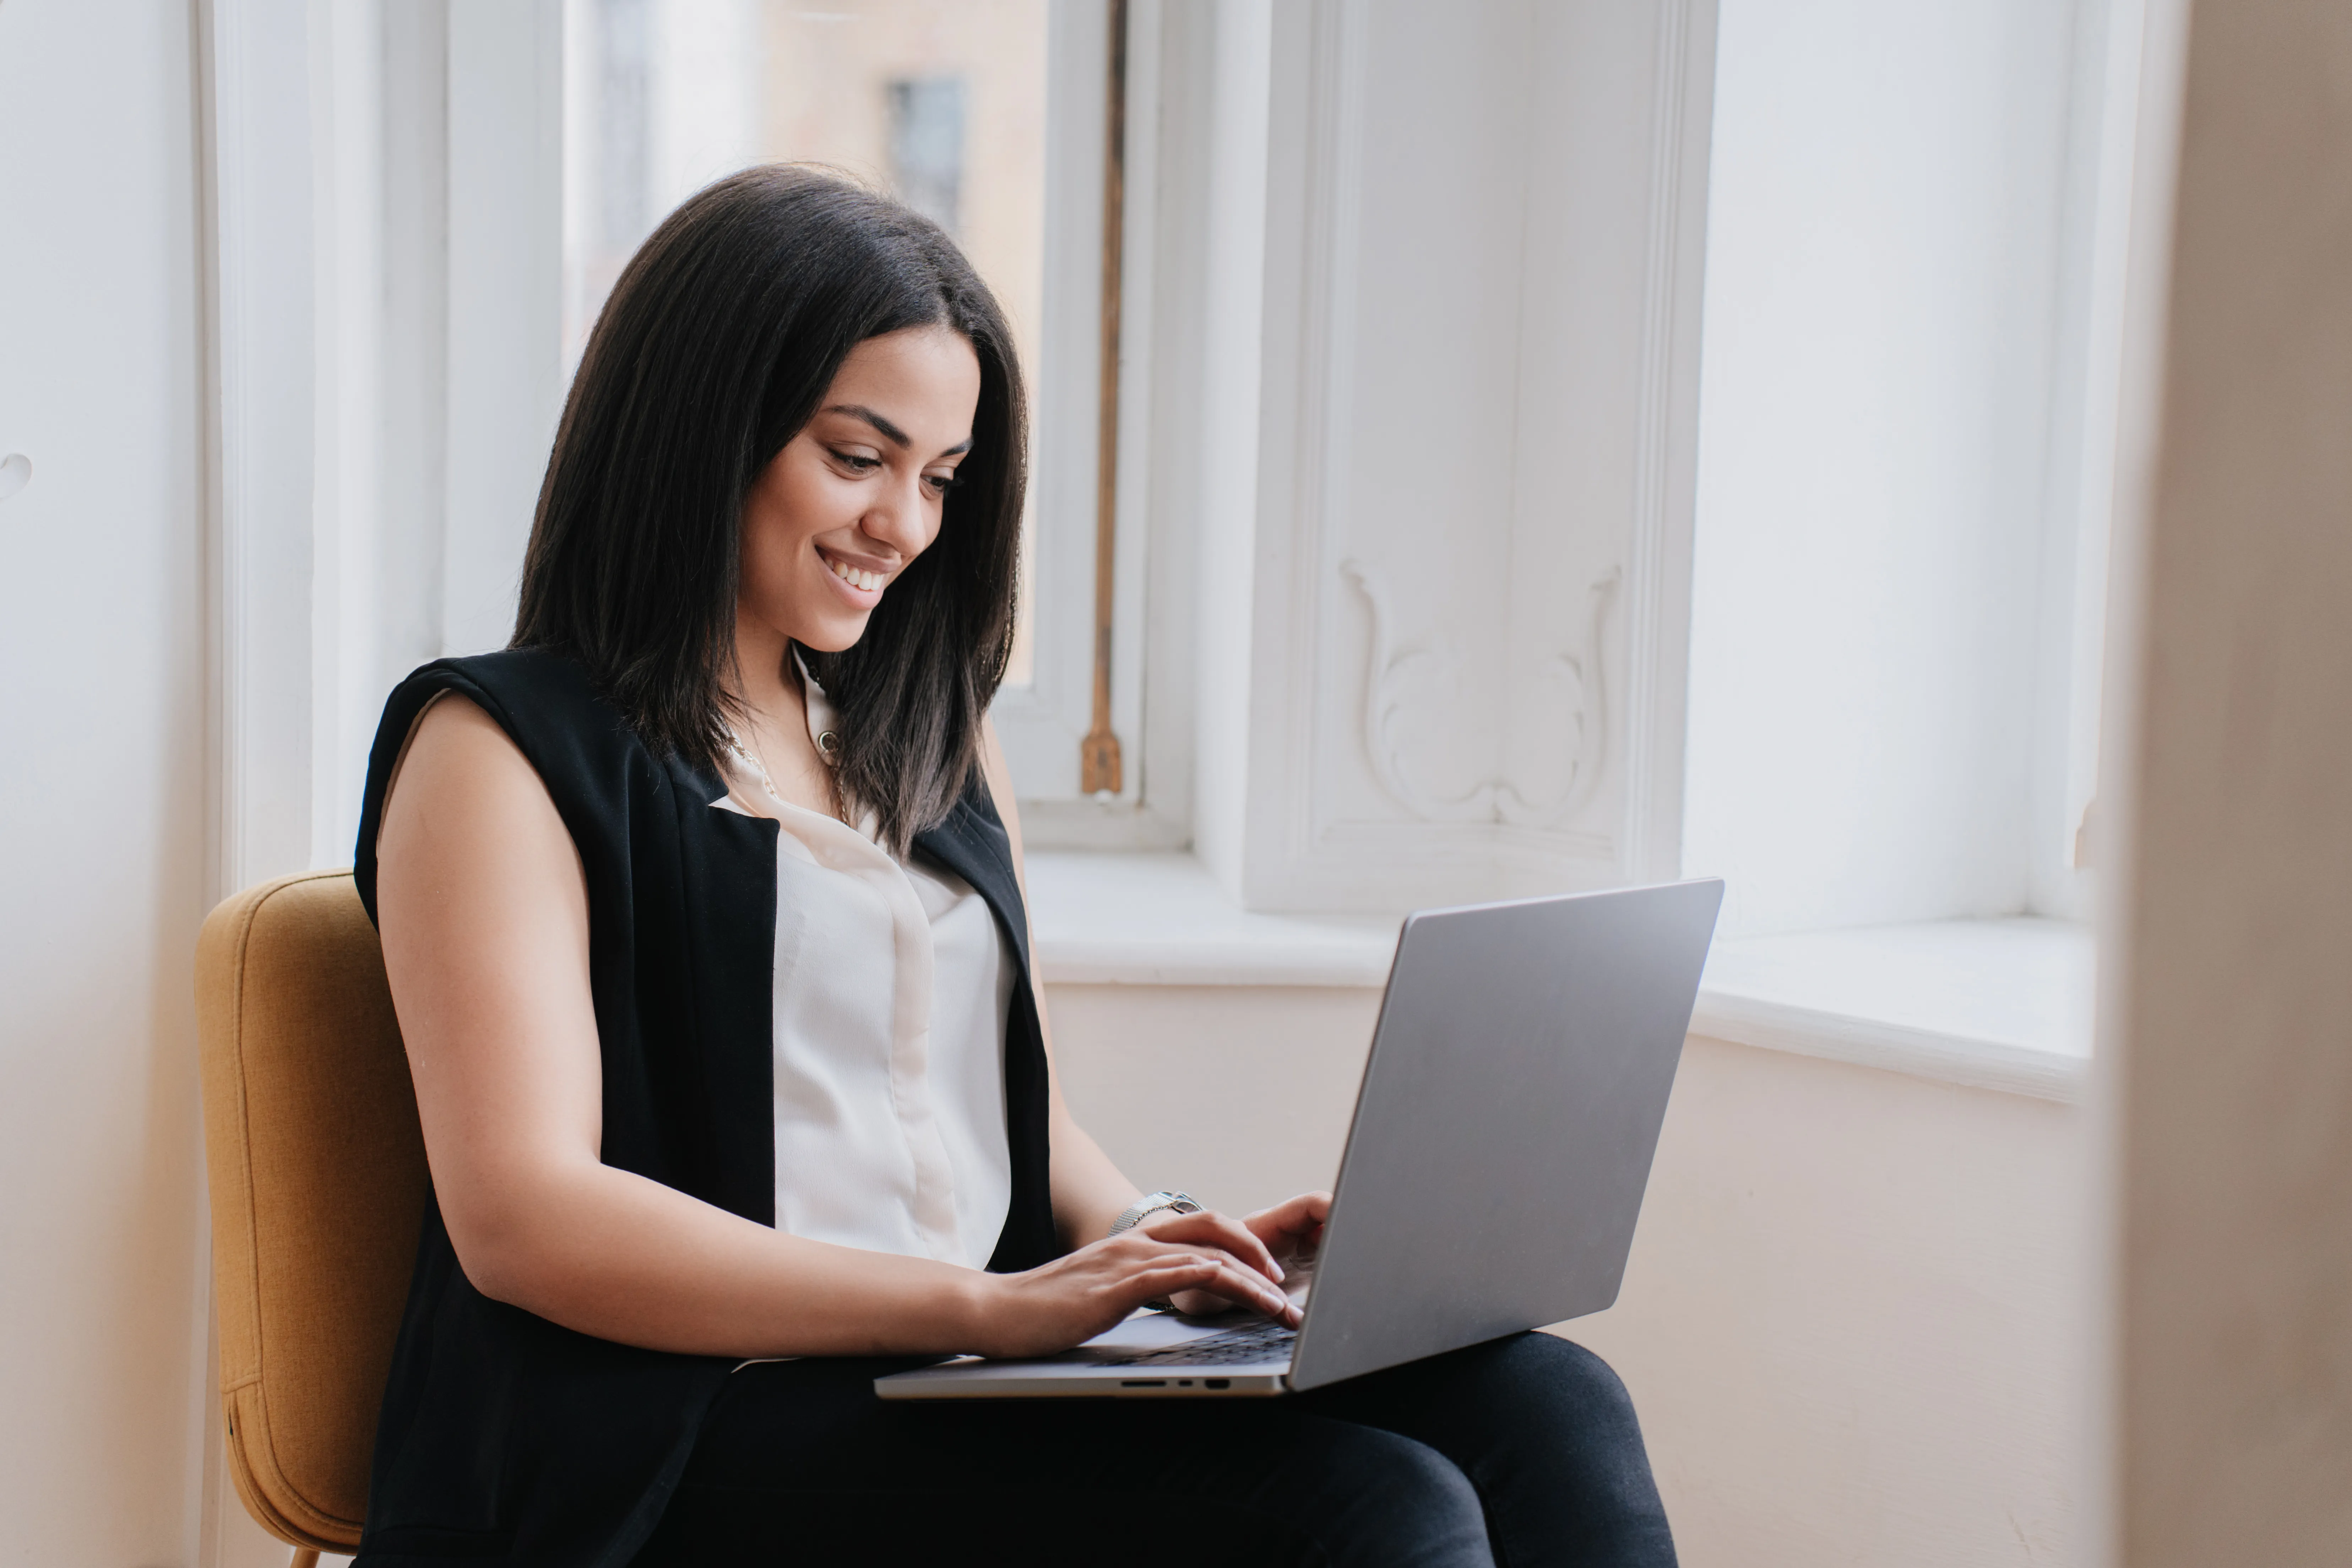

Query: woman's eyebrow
<box><xmin>824</xmin><ymin>403</ymin><xmax>910</xmax><ymax>446</ymax></box>
<box><xmin>823</xmin><ymin>403</ymin><xmax>971</xmax><ymax>458</ymax></box>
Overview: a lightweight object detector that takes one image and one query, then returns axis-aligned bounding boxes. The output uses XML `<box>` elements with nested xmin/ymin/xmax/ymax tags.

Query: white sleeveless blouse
<box><xmin>712</xmin><ymin>675</ymin><xmax>1015</xmax><ymax>1271</ymax></box>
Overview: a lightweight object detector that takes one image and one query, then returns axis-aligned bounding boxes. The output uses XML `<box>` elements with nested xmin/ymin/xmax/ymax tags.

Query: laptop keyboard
<box><xmin>1097</xmin><ymin>1318</ymin><xmax>1298</xmax><ymax>1368</ymax></box>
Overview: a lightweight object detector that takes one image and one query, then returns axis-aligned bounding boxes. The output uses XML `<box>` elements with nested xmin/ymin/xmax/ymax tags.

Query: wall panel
<box><xmin>1235</xmin><ymin>0</ymin><xmax>1716</xmax><ymax>912</ymax></box>
<box><xmin>0</xmin><ymin>2</ymin><xmax>211</xmax><ymax>1559</ymax></box>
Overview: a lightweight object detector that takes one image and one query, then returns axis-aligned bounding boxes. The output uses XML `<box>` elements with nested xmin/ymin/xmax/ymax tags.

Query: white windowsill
<box><xmin>1691</xmin><ymin>918</ymin><xmax>2093</xmax><ymax>1104</ymax></box>
<box><xmin>1027</xmin><ymin>852</ymin><xmax>1401</xmax><ymax>987</ymax></box>
<box><xmin>1025</xmin><ymin>853</ymin><xmax>2096</xmax><ymax>1104</ymax></box>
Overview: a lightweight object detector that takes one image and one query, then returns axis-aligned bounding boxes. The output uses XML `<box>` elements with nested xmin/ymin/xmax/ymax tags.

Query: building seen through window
<box><xmin>564</xmin><ymin>0</ymin><xmax>1049</xmax><ymax>683</ymax></box>
<box><xmin>887</xmin><ymin>76</ymin><xmax>969</xmax><ymax>235</ymax></box>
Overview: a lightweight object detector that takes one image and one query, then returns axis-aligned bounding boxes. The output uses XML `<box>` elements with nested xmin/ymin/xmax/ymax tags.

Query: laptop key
<box><xmin>1096</xmin><ymin>1320</ymin><xmax>1298</xmax><ymax>1368</ymax></box>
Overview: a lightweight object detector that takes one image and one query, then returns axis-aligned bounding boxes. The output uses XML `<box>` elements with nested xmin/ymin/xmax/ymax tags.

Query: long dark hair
<box><xmin>514</xmin><ymin>165</ymin><xmax>1025</xmax><ymax>854</ymax></box>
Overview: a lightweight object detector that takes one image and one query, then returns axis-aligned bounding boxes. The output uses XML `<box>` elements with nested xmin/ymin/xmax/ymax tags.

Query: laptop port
<box><xmin>1206</xmin><ymin>1379</ymin><xmax>1230</xmax><ymax>1390</ymax></box>
<box><xmin>1120</xmin><ymin>1380</ymin><xmax>1165</xmax><ymax>1388</ymax></box>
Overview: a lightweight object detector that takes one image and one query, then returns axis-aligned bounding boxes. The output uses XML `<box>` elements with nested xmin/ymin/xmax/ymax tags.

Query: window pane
<box><xmin>563</xmin><ymin>0</ymin><xmax>1050</xmax><ymax>685</ymax></box>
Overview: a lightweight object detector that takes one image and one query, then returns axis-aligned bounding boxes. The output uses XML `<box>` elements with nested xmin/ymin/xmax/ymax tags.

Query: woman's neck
<box><xmin>722</xmin><ymin>606</ymin><xmax>845</xmax><ymax>823</ymax></box>
<box><xmin>730</xmin><ymin>607</ymin><xmax>798</xmax><ymax>726</ymax></box>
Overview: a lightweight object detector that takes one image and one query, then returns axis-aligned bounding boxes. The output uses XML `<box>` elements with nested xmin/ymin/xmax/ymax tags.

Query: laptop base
<box><xmin>877</xmin><ymin>1310</ymin><xmax>1294</xmax><ymax>1399</ymax></box>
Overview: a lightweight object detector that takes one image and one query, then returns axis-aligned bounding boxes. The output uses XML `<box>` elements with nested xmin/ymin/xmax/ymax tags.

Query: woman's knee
<box><xmin>1282</xmin><ymin>1423</ymin><xmax>1491</xmax><ymax>1567</ymax></box>
<box><xmin>1512</xmin><ymin>1335</ymin><xmax>1635</xmax><ymax>1412</ymax></box>
<box><xmin>1436</xmin><ymin>1336</ymin><xmax>1662</xmax><ymax>1504</ymax></box>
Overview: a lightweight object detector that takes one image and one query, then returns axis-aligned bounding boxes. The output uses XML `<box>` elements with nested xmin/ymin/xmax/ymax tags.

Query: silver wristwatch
<box><xmin>1108</xmin><ymin>1189</ymin><xmax>1203</xmax><ymax>1237</ymax></box>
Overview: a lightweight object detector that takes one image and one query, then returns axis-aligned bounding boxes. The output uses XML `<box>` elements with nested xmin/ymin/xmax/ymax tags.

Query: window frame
<box><xmin>990</xmin><ymin>0</ymin><xmax>1183</xmax><ymax>846</ymax></box>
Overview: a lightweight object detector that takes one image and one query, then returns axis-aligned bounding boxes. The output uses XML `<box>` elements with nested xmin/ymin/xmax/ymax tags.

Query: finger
<box><xmin>1287</xmin><ymin>1193</ymin><xmax>1331</xmax><ymax>1254</ymax></box>
<box><xmin>1123</xmin><ymin>1259</ymin><xmax>1222</xmax><ymax>1307</ymax></box>
<box><xmin>1162</xmin><ymin>1286</ymin><xmax>1220</xmax><ymax>1316</ymax></box>
<box><xmin>1129</xmin><ymin>1259</ymin><xmax>1219</xmax><ymax>1290</ymax></box>
<box><xmin>1251</xmin><ymin>1194</ymin><xmax>1326</xmax><ymax>1232</ymax></box>
<box><xmin>1264</xmin><ymin>1191</ymin><xmax>1332</xmax><ymax>1231</ymax></box>
<box><xmin>1158</xmin><ymin>1274</ymin><xmax>1300</xmax><ymax>1330</ymax></box>
<box><xmin>1120</xmin><ymin>1251</ymin><xmax>1285</xmax><ymax>1319</ymax></box>
<box><xmin>1116</xmin><ymin>1241</ymin><xmax>1245</xmax><ymax>1283</ymax></box>
<box><xmin>1120</xmin><ymin>1238</ymin><xmax>1291</xmax><ymax>1309</ymax></box>
<box><xmin>1244</xmin><ymin>1192</ymin><xmax>1331</xmax><ymax>1257</ymax></box>
<box><xmin>1184</xmin><ymin>1257</ymin><xmax>1297</xmax><ymax>1322</ymax></box>
<box><xmin>1144</xmin><ymin>1208</ymin><xmax>1285</xmax><ymax>1283</ymax></box>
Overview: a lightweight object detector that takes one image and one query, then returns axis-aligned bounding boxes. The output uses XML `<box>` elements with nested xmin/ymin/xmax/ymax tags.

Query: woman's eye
<box><xmin>924</xmin><ymin>471</ymin><xmax>963</xmax><ymax>494</ymax></box>
<box><xmin>831</xmin><ymin>450</ymin><xmax>881</xmax><ymax>473</ymax></box>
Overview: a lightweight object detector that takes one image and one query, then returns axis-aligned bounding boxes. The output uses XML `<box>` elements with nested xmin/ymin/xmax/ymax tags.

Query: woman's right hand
<box><xmin>967</xmin><ymin>1226</ymin><xmax>1301</xmax><ymax>1360</ymax></box>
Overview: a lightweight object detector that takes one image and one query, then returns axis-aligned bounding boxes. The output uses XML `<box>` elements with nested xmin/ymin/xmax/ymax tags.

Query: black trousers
<box><xmin>631</xmin><ymin>1333</ymin><xmax>1676</xmax><ymax>1567</ymax></box>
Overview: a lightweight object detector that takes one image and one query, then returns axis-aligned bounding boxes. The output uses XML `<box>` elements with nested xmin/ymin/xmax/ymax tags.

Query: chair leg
<box><xmin>289</xmin><ymin>1550</ymin><xmax>320</xmax><ymax>1568</ymax></box>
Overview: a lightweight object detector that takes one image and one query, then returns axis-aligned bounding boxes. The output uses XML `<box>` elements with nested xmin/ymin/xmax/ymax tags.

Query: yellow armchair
<box><xmin>195</xmin><ymin>872</ymin><xmax>429</xmax><ymax>1566</ymax></box>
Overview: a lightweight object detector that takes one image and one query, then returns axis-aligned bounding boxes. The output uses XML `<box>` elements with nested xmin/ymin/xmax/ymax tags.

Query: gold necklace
<box><xmin>724</xmin><ymin>718</ymin><xmax>850</xmax><ymax>827</ymax></box>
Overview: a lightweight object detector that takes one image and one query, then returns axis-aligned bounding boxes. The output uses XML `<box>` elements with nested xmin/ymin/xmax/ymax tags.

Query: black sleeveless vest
<box><xmin>349</xmin><ymin>649</ymin><xmax>1059</xmax><ymax>1568</ymax></box>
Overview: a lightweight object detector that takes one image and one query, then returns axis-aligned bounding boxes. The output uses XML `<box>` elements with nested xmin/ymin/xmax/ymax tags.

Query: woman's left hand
<box><xmin>1241</xmin><ymin>1191</ymin><xmax>1331</xmax><ymax>1274</ymax></box>
<box><xmin>1156</xmin><ymin>1190</ymin><xmax>1332</xmax><ymax>1318</ymax></box>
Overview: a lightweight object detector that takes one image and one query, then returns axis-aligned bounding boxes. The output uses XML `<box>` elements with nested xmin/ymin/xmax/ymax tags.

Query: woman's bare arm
<box><xmin>376</xmin><ymin>696</ymin><xmax>1294</xmax><ymax>1360</ymax></box>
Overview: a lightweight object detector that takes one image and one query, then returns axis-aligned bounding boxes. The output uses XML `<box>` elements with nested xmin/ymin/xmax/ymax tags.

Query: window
<box><xmin>1679</xmin><ymin>0</ymin><xmax>2139</xmax><ymax>940</ymax></box>
<box><xmin>236</xmin><ymin>0</ymin><xmax>2126</xmax><ymax>1095</ymax></box>
<box><xmin>561</xmin><ymin>0</ymin><xmax>1148</xmax><ymax>818</ymax></box>
<box><xmin>886</xmin><ymin>76</ymin><xmax>970</xmax><ymax>237</ymax></box>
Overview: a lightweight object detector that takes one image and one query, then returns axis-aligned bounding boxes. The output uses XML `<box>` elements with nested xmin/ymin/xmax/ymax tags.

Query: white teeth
<box><xmin>827</xmin><ymin>558</ymin><xmax>885</xmax><ymax>592</ymax></box>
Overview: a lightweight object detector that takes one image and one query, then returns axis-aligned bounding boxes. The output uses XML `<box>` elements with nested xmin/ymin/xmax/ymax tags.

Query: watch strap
<box><xmin>1108</xmin><ymin>1189</ymin><xmax>1203</xmax><ymax>1238</ymax></box>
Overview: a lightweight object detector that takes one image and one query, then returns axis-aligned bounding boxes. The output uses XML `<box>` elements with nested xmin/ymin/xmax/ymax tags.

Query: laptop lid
<box><xmin>1286</xmin><ymin>878</ymin><xmax>1722</xmax><ymax>1392</ymax></box>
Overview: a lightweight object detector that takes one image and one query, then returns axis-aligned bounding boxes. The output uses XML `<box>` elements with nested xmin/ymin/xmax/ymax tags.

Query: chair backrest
<box><xmin>196</xmin><ymin>871</ymin><xmax>429</xmax><ymax>1553</ymax></box>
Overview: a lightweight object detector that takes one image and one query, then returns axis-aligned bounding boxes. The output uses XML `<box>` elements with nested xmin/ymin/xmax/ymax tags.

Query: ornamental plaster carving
<box><xmin>1342</xmin><ymin>559</ymin><xmax>1619</xmax><ymax>829</ymax></box>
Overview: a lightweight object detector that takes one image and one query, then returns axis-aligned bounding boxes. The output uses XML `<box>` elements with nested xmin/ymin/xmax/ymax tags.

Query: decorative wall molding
<box><xmin>1232</xmin><ymin>0</ymin><xmax>1720</xmax><ymax>912</ymax></box>
<box><xmin>1343</xmin><ymin>559</ymin><xmax>1618</xmax><ymax>829</ymax></box>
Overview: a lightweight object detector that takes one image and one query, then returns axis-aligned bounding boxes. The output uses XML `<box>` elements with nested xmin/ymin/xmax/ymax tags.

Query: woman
<box><xmin>359</xmin><ymin>166</ymin><xmax>1675</xmax><ymax>1567</ymax></box>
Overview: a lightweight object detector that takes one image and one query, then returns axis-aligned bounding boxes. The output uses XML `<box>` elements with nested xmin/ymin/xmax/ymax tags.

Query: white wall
<box><xmin>1683</xmin><ymin>0</ymin><xmax>2095</xmax><ymax>940</ymax></box>
<box><xmin>1048</xmin><ymin>983</ymin><xmax>1383</xmax><ymax>1214</ymax></box>
<box><xmin>0</xmin><ymin>2</ymin><xmax>210</xmax><ymax>1561</ymax></box>
<box><xmin>1052</xmin><ymin>983</ymin><xmax>2092</xmax><ymax>1568</ymax></box>
<box><xmin>1587</xmin><ymin>1040</ymin><xmax>2088</xmax><ymax>1567</ymax></box>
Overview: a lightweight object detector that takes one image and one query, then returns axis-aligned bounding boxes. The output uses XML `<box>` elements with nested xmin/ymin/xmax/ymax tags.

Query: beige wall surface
<box><xmin>1586</xmin><ymin>1038</ymin><xmax>2089</xmax><ymax>1568</ymax></box>
<box><xmin>2111</xmin><ymin>0</ymin><xmax>2352</xmax><ymax>1562</ymax></box>
<box><xmin>1049</xmin><ymin>984</ymin><xmax>2092</xmax><ymax>1568</ymax></box>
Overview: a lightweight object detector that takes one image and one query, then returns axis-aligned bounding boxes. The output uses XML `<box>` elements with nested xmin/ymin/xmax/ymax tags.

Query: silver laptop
<box><xmin>876</xmin><ymin>877</ymin><xmax>1723</xmax><ymax>1400</ymax></box>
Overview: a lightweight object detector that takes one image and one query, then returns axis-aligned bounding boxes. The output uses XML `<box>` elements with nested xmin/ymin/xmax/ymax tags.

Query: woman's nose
<box><xmin>864</xmin><ymin>474</ymin><xmax>934</xmax><ymax>556</ymax></box>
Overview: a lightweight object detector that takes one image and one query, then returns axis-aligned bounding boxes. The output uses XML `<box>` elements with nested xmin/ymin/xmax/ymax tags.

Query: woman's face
<box><xmin>739</xmin><ymin>324</ymin><xmax>982</xmax><ymax>656</ymax></box>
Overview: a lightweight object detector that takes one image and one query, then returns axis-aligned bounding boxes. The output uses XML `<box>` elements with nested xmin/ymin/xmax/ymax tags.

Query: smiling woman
<box><xmin>360</xmin><ymin>166</ymin><xmax>1317</xmax><ymax>1563</ymax></box>
<box><xmin>355</xmin><ymin>165</ymin><xmax>1671</xmax><ymax>1568</ymax></box>
<box><xmin>515</xmin><ymin>168</ymin><xmax>1027</xmax><ymax>857</ymax></box>
<box><xmin>729</xmin><ymin>332</ymin><xmax>984</xmax><ymax>830</ymax></box>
